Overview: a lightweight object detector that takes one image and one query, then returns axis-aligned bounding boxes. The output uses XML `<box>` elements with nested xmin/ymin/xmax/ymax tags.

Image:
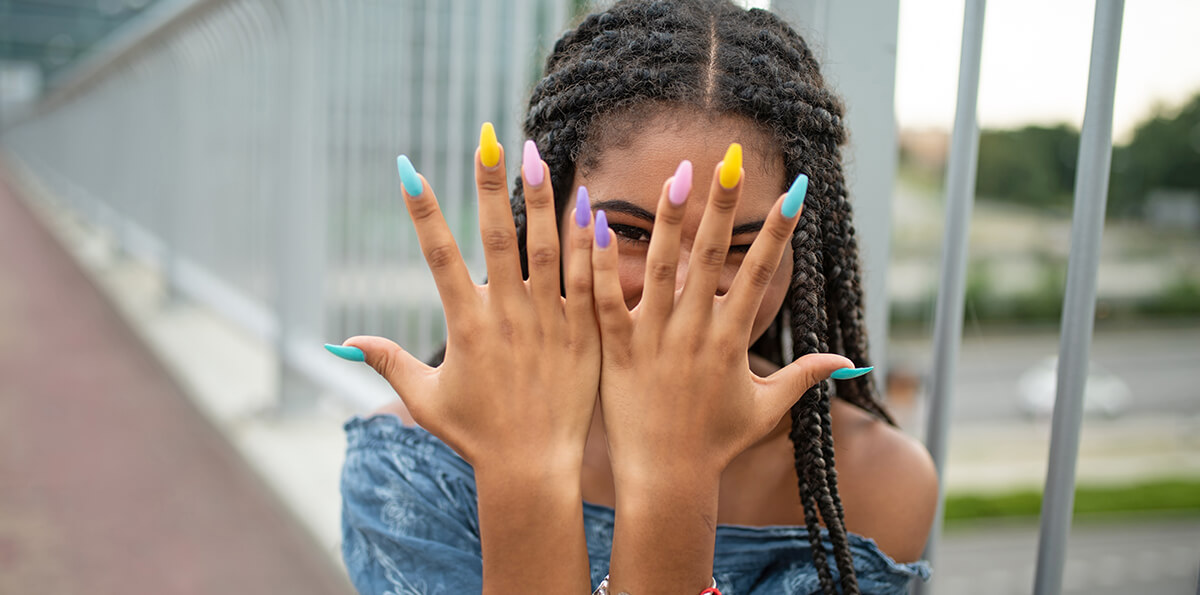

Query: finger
<box><xmin>590</xmin><ymin>208</ymin><xmax>633</xmax><ymax>360</ymax></box>
<box><xmin>723</xmin><ymin>174</ymin><xmax>807</xmax><ymax>330</ymax></box>
<box><xmin>759</xmin><ymin>352</ymin><xmax>857</xmax><ymax>418</ymax></box>
<box><xmin>565</xmin><ymin>187</ymin><xmax>597</xmax><ymax>339</ymax></box>
<box><xmin>639</xmin><ymin>160</ymin><xmax>691</xmax><ymax>323</ymax></box>
<box><xmin>521</xmin><ymin>139</ymin><xmax>562</xmax><ymax>312</ymax></box>
<box><xmin>475</xmin><ymin>122</ymin><xmax>523</xmax><ymax>299</ymax></box>
<box><xmin>339</xmin><ymin>335</ymin><xmax>435</xmax><ymax>413</ymax></box>
<box><xmin>679</xmin><ymin>143</ymin><xmax>743</xmax><ymax>312</ymax></box>
<box><xmin>396</xmin><ymin>154</ymin><xmax>478</xmax><ymax>321</ymax></box>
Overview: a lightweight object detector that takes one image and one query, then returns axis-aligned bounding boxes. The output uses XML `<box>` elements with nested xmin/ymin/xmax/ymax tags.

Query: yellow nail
<box><xmin>719</xmin><ymin>143</ymin><xmax>742</xmax><ymax>189</ymax></box>
<box><xmin>479</xmin><ymin>122</ymin><xmax>500</xmax><ymax>168</ymax></box>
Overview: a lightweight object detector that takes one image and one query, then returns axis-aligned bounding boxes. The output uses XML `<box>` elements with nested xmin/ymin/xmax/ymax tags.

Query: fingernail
<box><xmin>719</xmin><ymin>143</ymin><xmax>742</xmax><ymax>189</ymax></box>
<box><xmin>522</xmin><ymin>139</ymin><xmax>544</xmax><ymax>186</ymax></box>
<box><xmin>595</xmin><ymin>209</ymin><xmax>610</xmax><ymax>248</ymax></box>
<box><xmin>575</xmin><ymin>186</ymin><xmax>590</xmax><ymax>228</ymax></box>
<box><xmin>782</xmin><ymin>173</ymin><xmax>808</xmax><ymax>217</ymax></box>
<box><xmin>396</xmin><ymin>155</ymin><xmax>423</xmax><ymax>197</ymax></box>
<box><xmin>479</xmin><ymin>122</ymin><xmax>500</xmax><ymax>168</ymax></box>
<box><xmin>831</xmin><ymin>366</ymin><xmax>873</xmax><ymax>380</ymax></box>
<box><xmin>324</xmin><ymin>343</ymin><xmax>365</xmax><ymax>362</ymax></box>
<box><xmin>669</xmin><ymin>159</ymin><xmax>692</xmax><ymax>205</ymax></box>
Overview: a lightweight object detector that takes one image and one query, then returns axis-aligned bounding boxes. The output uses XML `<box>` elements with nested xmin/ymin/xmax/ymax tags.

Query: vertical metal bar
<box><xmin>915</xmin><ymin>0</ymin><xmax>986</xmax><ymax>589</ymax></box>
<box><xmin>1033</xmin><ymin>2</ymin><xmax>1124</xmax><ymax>593</ymax></box>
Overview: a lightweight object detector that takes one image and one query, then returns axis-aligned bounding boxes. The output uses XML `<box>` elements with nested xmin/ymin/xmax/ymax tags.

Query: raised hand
<box><xmin>329</xmin><ymin>125</ymin><xmax>599</xmax><ymax>593</ymax></box>
<box><xmin>591</xmin><ymin>144</ymin><xmax>860</xmax><ymax>593</ymax></box>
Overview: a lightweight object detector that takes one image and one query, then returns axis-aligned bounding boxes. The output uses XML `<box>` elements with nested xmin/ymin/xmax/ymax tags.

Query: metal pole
<box><xmin>1033</xmin><ymin>2</ymin><xmax>1124</xmax><ymax>593</ymax></box>
<box><xmin>914</xmin><ymin>2</ymin><xmax>986</xmax><ymax>591</ymax></box>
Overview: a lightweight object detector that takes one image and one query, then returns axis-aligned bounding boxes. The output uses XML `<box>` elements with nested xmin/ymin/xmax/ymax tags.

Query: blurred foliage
<box><xmin>912</xmin><ymin>90</ymin><xmax>1200</xmax><ymax>219</ymax></box>
<box><xmin>944</xmin><ymin>478</ymin><xmax>1200</xmax><ymax>524</ymax></box>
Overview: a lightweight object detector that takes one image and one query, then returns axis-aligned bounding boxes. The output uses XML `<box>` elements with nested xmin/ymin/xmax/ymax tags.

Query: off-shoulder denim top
<box><xmin>341</xmin><ymin>414</ymin><xmax>931</xmax><ymax>594</ymax></box>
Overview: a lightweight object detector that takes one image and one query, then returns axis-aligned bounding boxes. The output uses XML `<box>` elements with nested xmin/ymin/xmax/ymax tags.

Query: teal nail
<box><xmin>831</xmin><ymin>366</ymin><xmax>873</xmax><ymax>380</ymax></box>
<box><xmin>396</xmin><ymin>155</ymin><xmax>423</xmax><ymax>197</ymax></box>
<box><xmin>781</xmin><ymin>173</ymin><xmax>808</xmax><ymax>218</ymax></box>
<box><xmin>324</xmin><ymin>343</ymin><xmax>365</xmax><ymax>362</ymax></box>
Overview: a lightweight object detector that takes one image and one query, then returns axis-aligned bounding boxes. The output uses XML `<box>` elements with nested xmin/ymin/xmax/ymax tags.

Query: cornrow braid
<box><xmin>507</xmin><ymin>1</ymin><xmax>894</xmax><ymax>592</ymax></box>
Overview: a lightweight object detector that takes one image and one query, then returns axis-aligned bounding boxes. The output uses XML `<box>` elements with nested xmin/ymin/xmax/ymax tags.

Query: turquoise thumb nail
<box><xmin>781</xmin><ymin>173</ymin><xmax>808</xmax><ymax>218</ymax></box>
<box><xmin>325</xmin><ymin>343</ymin><xmax>366</xmax><ymax>362</ymax></box>
<box><xmin>396</xmin><ymin>155</ymin><xmax>423</xmax><ymax>197</ymax></box>
<box><xmin>831</xmin><ymin>366</ymin><xmax>873</xmax><ymax>380</ymax></box>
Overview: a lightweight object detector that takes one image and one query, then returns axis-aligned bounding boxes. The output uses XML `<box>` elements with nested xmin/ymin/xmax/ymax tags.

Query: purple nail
<box><xmin>522</xmin><ymin>140</ymin><xmax>544</xmax><ymax>186</ymax></box>
<box><xmin>575</xmin><ymin>186</ymin><xmax>590</xmax><ymax>228</ymax></box>
<box><xmin>669</xmin><ymin>160</ymin><xmax>692</xmax><ymax>205</ymax></box>
<box><xmin>595</xmin><ymin>210</ymin><xmax>610</xmax><ymax>248</ymax></box>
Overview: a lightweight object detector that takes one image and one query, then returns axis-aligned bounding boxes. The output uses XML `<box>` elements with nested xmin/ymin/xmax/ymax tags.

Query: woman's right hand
<box><xmin>339</xmin><ymin>126</ymin><xmax>601</xmax><ymax>476</ymax></box>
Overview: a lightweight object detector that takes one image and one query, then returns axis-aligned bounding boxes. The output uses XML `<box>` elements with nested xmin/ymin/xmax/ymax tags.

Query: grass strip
<box><xmin>944</xmin><ymin>478</ymin><xmax>1200</xmax><ymax>524</ymax></box>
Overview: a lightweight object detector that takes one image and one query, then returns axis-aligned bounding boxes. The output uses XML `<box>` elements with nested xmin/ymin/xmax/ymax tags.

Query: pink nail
<box><xmin>669</xmin><ymin>160</ymin><xmax>692</xmax><ymax>205</ymax></box>
<box><xmin>523</xmin><ymin>140</ymin><xmax>544</xmax><ymax>186</ymax></box>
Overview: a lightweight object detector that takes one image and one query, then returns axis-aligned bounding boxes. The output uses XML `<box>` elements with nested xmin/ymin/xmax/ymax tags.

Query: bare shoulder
<box><xmin>830</xmin><ymin>398</ymin><xmax>938</xmax><ymax>564</ymax></box>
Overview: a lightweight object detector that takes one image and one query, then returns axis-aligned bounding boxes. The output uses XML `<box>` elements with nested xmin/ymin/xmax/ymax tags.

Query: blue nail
<box><xmin>324</xmin><ymin>343</ymin><xmax>365</xmax><ymax>362</ymax></box>
<box><xmin>595</xmin><ymin>210</ymin><xmax>610</xmax><ymax>248</ymax></box>
<box><xmin>781</xmin><ymin>173</ymin><xmax>808</xmax><ymax>218</ymax></box>
<box><xmin>831</xmin><ymin>366</ymin><xmax>873</xmax><ymax>380</ymax></box>
<box><xmin>575</xmin><ymin>186</ymin><xmax>590</xmax><ymax>228</ymax></box>
<box><xmin>396</xmin><ymin>155</ymin><xmax>423</xmax><ymax>197</ymax></box>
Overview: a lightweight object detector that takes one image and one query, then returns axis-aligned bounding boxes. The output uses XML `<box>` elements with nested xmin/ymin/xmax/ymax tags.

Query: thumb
<box><xmin>761</xmin><ymin>353</ymin><xmax>861</xmax><ymax>414</ymax></box>
<box><xmin>332</xmin><ymin>336</ymin><xmax>432</xmax><ymax>402</ymax></box>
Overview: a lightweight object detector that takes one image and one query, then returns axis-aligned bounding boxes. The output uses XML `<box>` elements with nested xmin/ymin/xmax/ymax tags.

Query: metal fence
<box><xmin>0</xmin><ymin>0</ymin><xmax>1133</xmax><ymax>592</ymax></box>
<box><xmin>2</xmin><ymin>0</ymin><xmax>569</xmax><ymax>410</ymax></box>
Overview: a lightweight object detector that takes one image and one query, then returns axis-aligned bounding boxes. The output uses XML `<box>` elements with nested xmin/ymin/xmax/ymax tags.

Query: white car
<box><xmin>1016</xmin><ymin>356</ymin><xmax>1132</xmax><ymax>418</ymax></box>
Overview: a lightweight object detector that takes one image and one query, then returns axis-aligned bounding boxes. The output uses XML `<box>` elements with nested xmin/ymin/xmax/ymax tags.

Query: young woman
<box><xmin>329</xmin><ymin>1</ymin><xmax>938</xmax><ymax>593</ymax></box>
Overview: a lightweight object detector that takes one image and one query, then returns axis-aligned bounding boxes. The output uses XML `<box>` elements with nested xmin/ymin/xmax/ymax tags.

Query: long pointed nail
<box><xmin>595</xmin><ymin>210</ymin><xmax>610</xmax><ymax>248</ymax></box>
<box><xmin>324</xmin><ymin>344</ymin><xmax>365</xmax><ymax>362</ymax></box>
<box><xmin>522</xmin><ymin>139</ymin><xmax>544</xmax><ymax>186</ymax></box>
<box><xmin>782</xmin><ymin>173</ymin><xmax>808</xmax><ymax>217</ymax></box>
<box><xmin>831</xmin><ymin>366</ymin><xmax>873</xmax><ymax>380</ymax></box>
<box><xmin>479</xmin><ymin>122</ymin><xmax>501</xmax><ymax>168</ymax></box>
<box><xmin>396</xmin><ymin>155</ymin><xmax>423</xmax><ymax>197</ymax></box>
<box><xmin>575</xmin><ymin>186</ymin><xmax>590</xmax><ymax>228</ymax></box>
<box><xmin>669</xmin><ymin>160</ymin><xmax>692</xmax><ymax>205</ymax></box>
<box><xmin>719</xmin><ymin>143</ymin><xmax>742</xmax><ymax>189</ymax></box>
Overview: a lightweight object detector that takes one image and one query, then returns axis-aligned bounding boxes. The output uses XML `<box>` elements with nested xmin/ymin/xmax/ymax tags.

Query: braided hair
<box><xmin>508</xmin><ymin>1</ymin><xmax>896</xmax><ymax>592</ymax></box>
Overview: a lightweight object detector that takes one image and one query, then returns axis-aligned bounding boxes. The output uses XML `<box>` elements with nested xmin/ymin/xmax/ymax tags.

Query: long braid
<box><xmin>504</xmin><ymin>2</ymin><xmax>898</xmax><ymax>592</ymax></box>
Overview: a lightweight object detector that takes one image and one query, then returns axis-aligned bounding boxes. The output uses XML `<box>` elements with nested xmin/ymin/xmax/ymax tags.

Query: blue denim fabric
<box><xmin>341</xmin><ymin>414</ymin><xmax>931</xmax><ymax>595</ymax></box>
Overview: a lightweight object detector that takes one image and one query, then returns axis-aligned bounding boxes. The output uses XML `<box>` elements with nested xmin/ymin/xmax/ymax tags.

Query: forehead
<box><xmin>574</xmin><ymin>111</ymin><xmax>787</xmax><ymax>222</ymax></box>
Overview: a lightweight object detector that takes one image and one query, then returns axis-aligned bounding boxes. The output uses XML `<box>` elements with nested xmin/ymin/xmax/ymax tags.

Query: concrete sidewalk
<box><xmin>0</xmin><ymin>162</ymin><xmax>354</xmax><ymax>595</ymax></box>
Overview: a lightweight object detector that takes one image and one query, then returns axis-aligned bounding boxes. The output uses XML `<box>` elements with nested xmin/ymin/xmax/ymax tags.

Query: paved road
<box><xmin>891</xmin><ymin>325</ymin><xmax>1200</xmax><ymax>424</ymax></box>
<box><xmin>0</xmin><ymin>165</ymin><xmax>354</xmax><ymax>594</ymax></box>
<box><xmin>928</xmin><ymin>517</ymin><xmax>1200</xmax><ymax>595</ymax></box>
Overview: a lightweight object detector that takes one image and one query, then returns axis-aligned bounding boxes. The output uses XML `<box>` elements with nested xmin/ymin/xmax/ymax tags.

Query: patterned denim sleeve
<box><xmin>340</xmin><ymin>415</ymin><xmax>484</xmax><ymax>595</ymax></box>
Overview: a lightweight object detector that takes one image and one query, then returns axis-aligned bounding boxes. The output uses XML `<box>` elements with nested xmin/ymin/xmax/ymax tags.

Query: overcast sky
<box><xmin>895</xmin><ymin>0</ymin><xmax>1200</xmax><ymax>139</ymax></box>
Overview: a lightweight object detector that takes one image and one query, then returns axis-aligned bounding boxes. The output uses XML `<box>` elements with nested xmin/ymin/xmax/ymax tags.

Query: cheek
<box><xmin>750</xmin><ymin>245</ymin><xmax>793</xmax><ymax>344</ymax></box>
<box><xmin>618</xmin><ymin>256</ymin><xmax>645</xmax><ymax>308</ymax></box>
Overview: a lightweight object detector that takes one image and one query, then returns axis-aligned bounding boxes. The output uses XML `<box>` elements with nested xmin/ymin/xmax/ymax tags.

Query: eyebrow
<box><xmin>590</xmin><ymin>199</ymin><xmax>766</xmax><ymax>236</ymax></box>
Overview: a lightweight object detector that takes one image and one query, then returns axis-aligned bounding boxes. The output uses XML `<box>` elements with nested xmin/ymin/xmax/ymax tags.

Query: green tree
<box><xmin>1110</xmin><ymin>92</ymin><xmax>1200</xmax><ymax>218</ymax></box>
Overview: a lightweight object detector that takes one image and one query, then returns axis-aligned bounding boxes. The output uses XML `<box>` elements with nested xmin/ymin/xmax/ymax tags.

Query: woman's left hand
<box><xmin>590</xmin><ymin>147</ymin><xmax>852</xmax><ymax>485</ymax></box>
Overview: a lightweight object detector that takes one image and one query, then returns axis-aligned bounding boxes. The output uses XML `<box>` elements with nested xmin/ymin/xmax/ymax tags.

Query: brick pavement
<box><xmin>0</xmin><ymin>163</ymin><xmax>355</xmax><ymax>595</ymax></box>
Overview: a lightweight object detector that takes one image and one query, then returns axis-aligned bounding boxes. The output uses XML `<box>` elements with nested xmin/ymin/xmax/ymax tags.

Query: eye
<box><xmin>609</xmin><ymin>223</ymin><xmax>651</xmax><ymax>244</ymax></box>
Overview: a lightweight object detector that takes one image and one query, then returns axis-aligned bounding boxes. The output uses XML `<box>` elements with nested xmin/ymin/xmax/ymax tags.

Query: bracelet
<box><xmin>592</xmin><ymin>575</ymin><xmax>720</xmax><ymax>595</ymax></box>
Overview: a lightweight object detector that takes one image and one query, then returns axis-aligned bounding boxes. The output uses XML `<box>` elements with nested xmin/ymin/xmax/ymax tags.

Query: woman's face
<box><xmin>561</xmin><ymin>112</ymin><xmax>793</xmax><ymax>346</ymax></box>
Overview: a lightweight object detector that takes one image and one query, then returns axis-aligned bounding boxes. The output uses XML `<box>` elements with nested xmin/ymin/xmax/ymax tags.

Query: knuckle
<box><xmin>528</xmin><ymin>245</ymin><xmax>559</xmax><ymax>268</ymax></box>
<box><xmin>595</xmin><ymin>294</ymin><xmax>626</xmax><ymax>316</ymax></box>
<box><xmin>481</xmin><ymin>228</ymin><xmax>516</xmax><ymax>253</ymax></box>
<box><xmin>408</xmin><ymin>199</ymin><xmax>441</xmax><ymax>223</ymax></box>
<box><xmin>647</xmin><ymin>261</ymin><xmax>676</xmax><ymax>283</ymax></box>
<box><xmin>709</xmin><ymin>194</ymin><xmax>739</xmax><ymax>214</ymax></box>
<box><xmin>424</xmin><ymin>243</ymin><xmax>458</xmax><ymax>271</ymax></box>
<box><xmin>477</xmin><ymin>177</ymin><xmax>508</xmax><ymax>195</ymax></box>
<box><xmin>568</xmin><ymin>273</ymin><xmax>592</xmax><ymax>295</ymax></box>
<box><xmin>745</xmin><ymin>260</ymin><xmax>777</xmax><ymax>289</ymax></box>
<box><xmin>767</xmin><ymin>220</ymin><xmax>794</xmax><ymax>243</ymax></box>
<box><xmin>698</xmin><ymin>246</ymin><xmax>727</xmax><ymax>268</ymax></box>
<box><xmin>657</xmin><ymin>205</ymin><xmax>685</xmax><ymax>226</ymax></box>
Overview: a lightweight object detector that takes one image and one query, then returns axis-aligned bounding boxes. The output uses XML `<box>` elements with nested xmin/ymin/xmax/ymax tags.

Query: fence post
<box><xmin>913</xmin><ymin>3</ymin><xmax>986</xmax><ymax>592</ymax></box>
<box><xmin>1033</xmin><ymin>1</ymin><xmax>1125</xmax><ymax>593</ymax></box>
